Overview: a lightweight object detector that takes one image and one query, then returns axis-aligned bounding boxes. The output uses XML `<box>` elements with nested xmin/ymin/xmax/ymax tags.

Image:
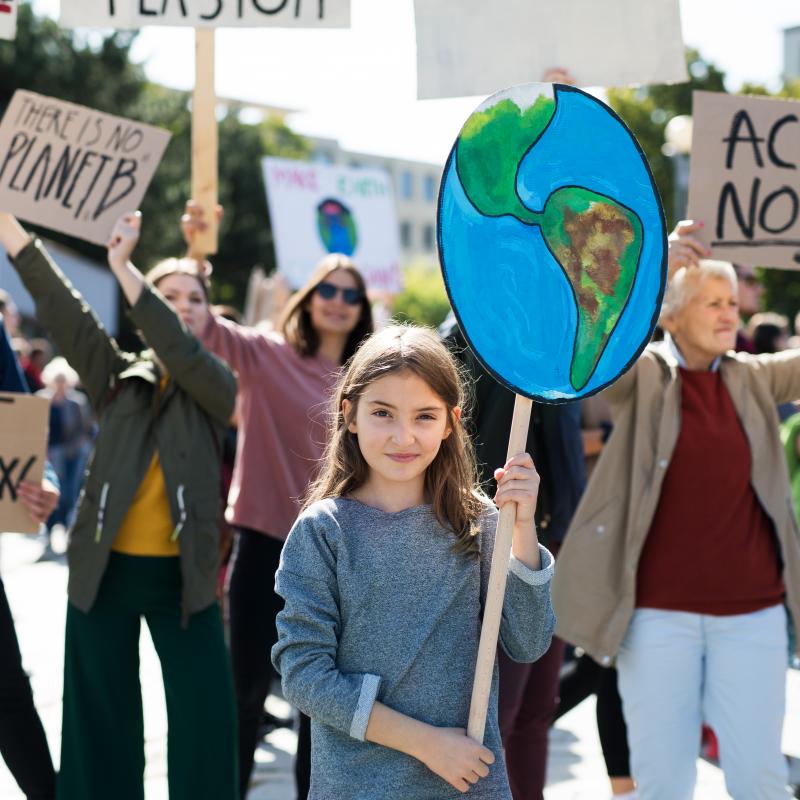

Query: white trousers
<box><xmin>616</xmin><ymin>605</ymin><xmax>790</xmax><ymax>800</ymax></box>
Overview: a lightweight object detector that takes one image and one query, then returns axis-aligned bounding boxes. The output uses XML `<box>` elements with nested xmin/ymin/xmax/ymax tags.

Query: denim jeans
<box><xmin>617</xmin><ymin>605</ymin><xmax>790</xmax><ymax>800</ymax></box>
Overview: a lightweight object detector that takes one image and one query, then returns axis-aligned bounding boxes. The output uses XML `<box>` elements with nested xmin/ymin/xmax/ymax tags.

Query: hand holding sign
<box><xmin>17</xmin><ymin>478</ymin><xmax>59</xmax><ymax>524</ymax></box>
<box><xmin>107</xmin><ymin>210</ymin><xmax>142</xmax><ymax>270</ymax></box>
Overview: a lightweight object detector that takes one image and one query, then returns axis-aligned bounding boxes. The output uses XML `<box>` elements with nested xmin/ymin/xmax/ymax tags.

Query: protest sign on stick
<box><xmin>414</xmin><ymin>0</ymin><xmax>686</xmax><ymax>100</ymax></box>
<box><xmin>437</xmin><ymin>82</ymin><xmax>666</xmax><ymax>739</ymax></box>
<box><xmin>0</xmin><ymin>392</ymin><xmax>49</xmax><ymax>535</ymax></box>
<box><xmin>263</xmin><ymin>157</ymin><xmax>402</xmax><ymax>292</ymax></box>
<box><xmin>60</xmin><ymin>0</ymin><xmax>351</xmax><ymax>28</ymax></box>
<box><xmin>192</xmin><ymin>29</ymin><xmax>218</xmax><ymax>256</ymax></box>
<box><xmin>688</xmin><ymin>91</ymin><xmax>800</xmax><ymax>270</ymax></box>
<box><xmin>0</xmin><ymin>0</ymin><xmax>17</xmax><ymax>41</ymax></box>
<box><xmin>0</xmin><ymin>91</ymin><xmax>171</xmax><ymax>245</ymax></box>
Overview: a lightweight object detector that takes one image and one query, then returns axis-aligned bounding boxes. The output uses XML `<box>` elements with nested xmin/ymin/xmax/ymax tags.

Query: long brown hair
<box><xmin>306</xmin><ymin>324</ymin><xmax>487</xmax><ymax>554</ymax></box>
<box><xmin>277</xmin><ymin>254</ymin><xmax>373</xmax><ymax>364</ymax></box>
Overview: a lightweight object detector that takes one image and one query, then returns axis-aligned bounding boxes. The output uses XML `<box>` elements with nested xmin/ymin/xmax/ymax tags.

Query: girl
<box><xmin>0</xmin><ymin>210</ymin><xmax>239</xmax><ymax>800</ymax></box>
<box><xmin>182</xmin><ymin>201</ymin><xmax>374</xmax><ymax>798</ymax></box>
<box><xmin>272</xmin><ymin>325</ymin><xmax>555</xmax><ymax>799</ymax></box>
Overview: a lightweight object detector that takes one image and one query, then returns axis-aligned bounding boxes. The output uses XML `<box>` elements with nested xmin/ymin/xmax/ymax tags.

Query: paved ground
<box><xmin>1</xmin><ymin>532</ymin><xmax>799</xmax><ymax>800</ymax></box>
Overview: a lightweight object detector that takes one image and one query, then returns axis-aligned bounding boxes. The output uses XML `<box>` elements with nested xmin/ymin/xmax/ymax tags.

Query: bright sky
<box><xmin>29</xmin><ymin>0</ymin><xmax>800</xmax><ymax>165</ymax></box>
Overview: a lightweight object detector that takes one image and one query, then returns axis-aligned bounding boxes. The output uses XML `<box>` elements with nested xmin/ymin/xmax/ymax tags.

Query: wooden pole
<box><xmin>192</xmin><ymin>28</ymin><xmax>218</xmax><ymax>256</ymax></box>
<box><xmin>467</xmin><ymin>393</ymin><xmax>533</xmax><ymax>742</ymax></box>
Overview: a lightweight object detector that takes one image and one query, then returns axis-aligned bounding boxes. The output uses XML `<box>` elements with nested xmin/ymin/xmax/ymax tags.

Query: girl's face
<box><xmin>343</xmin><ymin>370</ymin><xmax>459</xmax><ymax>499</ymax></box>
<box><xmin>307</xmin><ymin>268</ymin><xmax>363</xmax><ymax>339</ymax></box>
<box><xmin>157</xmin><ymin>273</ymin><xmax>209</xmax><ymax>337</ymax></box>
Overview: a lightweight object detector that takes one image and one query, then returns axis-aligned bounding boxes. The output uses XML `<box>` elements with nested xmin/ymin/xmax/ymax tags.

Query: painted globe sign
<box><xmin>438</xmin><ymin>84</ymin><xmax>667</xmax><ymax>402</ymax></box>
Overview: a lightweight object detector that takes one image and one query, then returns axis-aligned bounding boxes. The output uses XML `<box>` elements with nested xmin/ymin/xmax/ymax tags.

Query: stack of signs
<box><xmin>688</xmin><ymin>91</ymin><xmax>800</xmax><ymax>269</ymax></box>
<box><xmin>0</xmin><ymin>0</ymin><xmax>17</xmax><ymax>40</ymax></box>
<box><xmin>0</xmin><ymin>91</ymin><xmax>171</xmax><ymax>246</ymax></box>
<box><xmin>0</xmin><ymin>392</ymin><xmax>49</xmax><ymax>535</ymax></box>
<box><xmin>262</xmin><ymin>157</ymin><xmax>402</xmax><ymax>293</ymax></box>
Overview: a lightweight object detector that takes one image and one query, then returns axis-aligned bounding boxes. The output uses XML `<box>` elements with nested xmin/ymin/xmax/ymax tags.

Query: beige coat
<box><xmin>552</xmin><ymin>341</ymin><xmax>800</xmax><ymax>665</ymax></box>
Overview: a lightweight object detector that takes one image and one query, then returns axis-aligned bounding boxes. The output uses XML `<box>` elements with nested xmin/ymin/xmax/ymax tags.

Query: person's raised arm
<box><xmin>108</xmin><ymin>212</ymin><xmax>236</xmax><ymax>424</ymax></box>
<box><xmin>106</xmin><ymin>212</ymin><xmax>146</xmax><ymax>307</ymax></box>
<box><xmin>0</xmin><ymin>213</ymin><xmax>124</xmax><ymax>411</ymax></box>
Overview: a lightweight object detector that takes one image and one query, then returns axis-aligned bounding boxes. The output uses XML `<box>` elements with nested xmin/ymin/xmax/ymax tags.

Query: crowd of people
<box><xmin>0</xmin><ymin>199</ymin><xmax>799</xmax><ymax>800</ymax></box>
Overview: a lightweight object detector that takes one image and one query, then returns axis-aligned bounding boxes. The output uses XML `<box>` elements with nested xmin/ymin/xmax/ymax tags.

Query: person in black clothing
<box><xmin>0</xmin><ymin>312</ymin><xmax>60</xmax><ymax>800</ymax></box>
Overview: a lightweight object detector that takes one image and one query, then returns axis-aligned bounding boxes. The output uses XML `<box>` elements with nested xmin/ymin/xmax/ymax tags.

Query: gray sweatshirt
<box><xmin>272</xmin><ymin>497</ymin><xmax>555</xmax><ymax>800</ymax></box>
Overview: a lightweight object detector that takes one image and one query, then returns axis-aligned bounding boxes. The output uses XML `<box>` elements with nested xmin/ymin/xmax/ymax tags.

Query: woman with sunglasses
<box><xmin>182</xmin><ymin>202</ymin><xmax>374</xmax><ymax>800</ymax></box>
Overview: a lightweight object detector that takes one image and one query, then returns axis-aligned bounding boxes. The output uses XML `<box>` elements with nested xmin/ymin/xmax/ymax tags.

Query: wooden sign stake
<box><xmin>467</xmin><ymin>393</ymin><xmax>533</xmax><ymax>742</ymax></box>
<box><xmin>192</xmin><ymin>28</ymin><xmax>218</xmax><ymax>256</ymax></box>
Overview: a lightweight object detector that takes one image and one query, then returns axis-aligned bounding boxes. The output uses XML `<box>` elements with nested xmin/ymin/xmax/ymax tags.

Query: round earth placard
<box><xmin>438</xmin><ymin>83</ymin><xmax>667</xmax><ymax>402</ymax></box>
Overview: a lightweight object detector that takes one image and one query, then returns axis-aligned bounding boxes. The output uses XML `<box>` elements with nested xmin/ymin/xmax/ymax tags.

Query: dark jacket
<box><xmin>442</xmin><ymin>318</ymin><xmax>585</xmax><ymax>547</ymax></box>
<box><xmin>11</xmin><ymin>240</ymin><xmax>237</xmax><ymax>619</ymax></box>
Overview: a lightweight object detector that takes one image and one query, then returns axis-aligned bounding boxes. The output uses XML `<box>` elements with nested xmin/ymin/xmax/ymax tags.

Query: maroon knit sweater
<box><xmin>636</xmin><ymin>368</ymin><xmax>784</xmax><ymax>615</ymax></box>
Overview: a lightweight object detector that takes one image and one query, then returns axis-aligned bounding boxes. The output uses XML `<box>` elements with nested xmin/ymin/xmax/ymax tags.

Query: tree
<box><xmin>606</xmin><ymin>49</ymin><xmax>726</xmax><ymax>228</ymax></box>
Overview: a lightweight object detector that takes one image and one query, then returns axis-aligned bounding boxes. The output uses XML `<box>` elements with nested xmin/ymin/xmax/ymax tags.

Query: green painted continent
<box><xmin>456</xmin><ymin>96</ymin><xmax>555</xmax><ymax>224</ymax></box>
<box><xmin>540</xmin><ymin>187</ymin><xmax>642</xmax><ymax>390</ymax></box>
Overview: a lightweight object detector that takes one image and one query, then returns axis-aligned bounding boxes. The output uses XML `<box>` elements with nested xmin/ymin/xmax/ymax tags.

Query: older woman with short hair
<box><xmin>553</xmin><ymin>221</ymin><xmax>800</xmax><ymax>800</ymax></box>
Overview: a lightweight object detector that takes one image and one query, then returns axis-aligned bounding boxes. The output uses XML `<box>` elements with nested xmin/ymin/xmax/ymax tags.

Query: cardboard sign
<box><xmin>262</xmin><ymin>157</ymin><xmax>402</xmax><ymax>292</ymax></box>
<box><xmin>0</xmin><ymin>91</ymin><xmax>171</xmax><ymax>246</ymax></box>
<box><xmin>414</xmin><ymin>0</ymin><xmax>687</xmax><ymax>99</ymax></box>
<box><xmin>0</xmin><ymin>392</ymin><xmax>49</xmax><ymax>534</ymax></box>
<box><xmin>438</xmin><ymin>83</ymin><xmax>666</xmax><ymax>402</ymax></box>
<box><xmin>60</xmin><ymin>0</ymin><xmax>350</xmax><ymax>28</ymax></box>
<box><xmin>688</xmin><ymin>91</ymin><xmax>800</xmax><ymax>270</ymax></box>
<box><xmin>0</xmin><ymin>0</ymin><xmax>17</xmax><ymax>41</ymax></box>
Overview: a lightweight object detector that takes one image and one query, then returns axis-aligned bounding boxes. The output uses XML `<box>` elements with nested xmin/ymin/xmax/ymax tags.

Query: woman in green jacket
<box><xmin>0</xmin><ymin>211</ymin><xmax>238</xmax><ymax>800</ymax></box>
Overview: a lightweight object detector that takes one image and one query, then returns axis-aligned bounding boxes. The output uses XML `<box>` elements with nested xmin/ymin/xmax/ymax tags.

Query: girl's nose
<box><xmin>392</xmin><ymin>423</ymin><xmax>415</xmax><ymax>446</ymax></box>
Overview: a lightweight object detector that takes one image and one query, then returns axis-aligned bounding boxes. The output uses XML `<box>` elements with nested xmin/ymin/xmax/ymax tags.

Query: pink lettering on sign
<box><xmin>0</xmin><ymin>3</ymin><xmax>13</xmax><ymax>14</ymax></box>
<box><xmin>271</xmin><ymin>166</ymin><xmax>318</xmax><ymax>192</ymax></box>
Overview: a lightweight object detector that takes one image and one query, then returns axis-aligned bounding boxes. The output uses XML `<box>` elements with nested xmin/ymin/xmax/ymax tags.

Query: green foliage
<box><xmin>392</xmin><ymin>263</ymin><xmax>451</xmax><ymax>328</ymax></box>
<box><xmin>0</xmin><ymin>6</ymin><xmax>310</xmax><ymax>309</ymax></box>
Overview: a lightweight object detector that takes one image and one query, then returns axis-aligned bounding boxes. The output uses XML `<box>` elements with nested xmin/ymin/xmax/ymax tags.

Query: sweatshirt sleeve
<box><xmin>479</xmin><ymin>505</ymin><xmax>556</xmax><ymax>664</ymax></box>
<box><xmin>272</xmin><ymin>507</ymin><xmax>382</xmax><ymax>741</ymax></box>
<box><xmin>200</xmin><ymin>311</ymin><xmax>281</xmax><ymax>387</ymax></box>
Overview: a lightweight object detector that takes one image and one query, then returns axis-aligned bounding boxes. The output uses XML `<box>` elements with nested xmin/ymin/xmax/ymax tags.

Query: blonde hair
<box><xmin>306</xmin><ymin>324</ymin><xmax>486</xmax><ymax>554</ymax></box>
<box><xmin>277</xmin><ymin>253</ymin><xmax>373</xmax><ymax>364</ymax></box>
<box><xmin>661</xmin><ymin>259</ymin><xmax>737</xmax><ymax>321</ymax></box>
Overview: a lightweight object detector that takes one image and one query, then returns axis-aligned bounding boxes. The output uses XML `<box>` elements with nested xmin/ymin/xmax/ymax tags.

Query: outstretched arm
<box><xmin>108</xmin><ymin>212</ymin><xmax>236</xmax><ymax>424</ymax></box>
<box><xmin>0</xmin><ymin>213</ymin><xmax>124</xmax><ymax>411</ymax></box>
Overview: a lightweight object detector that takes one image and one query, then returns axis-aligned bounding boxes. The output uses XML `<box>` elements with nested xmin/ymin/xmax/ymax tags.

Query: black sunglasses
<box><xmin>314</xmin><ymin>281</ymin><xmax>363</xmax><ymax>306</ymax></box>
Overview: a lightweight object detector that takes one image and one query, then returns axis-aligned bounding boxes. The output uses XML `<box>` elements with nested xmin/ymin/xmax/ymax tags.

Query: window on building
<box><xmin>423</xmin><ymin>175</ymin><xmax>437</xmax><ymax>202</ymax></box>
<box><xmin>423</xmin><ymin>224</ymin><xmax>435</xmax><ymax>252</ymax></box>
<box><xmin>400</xmin><ymin>171</ymin><xmax>414</xmax><ymax>199</ymax></box>
<box><xmin>400</xmin><ymin>221</ymin><xmax>413</xmax><ymax>248</ymax></box>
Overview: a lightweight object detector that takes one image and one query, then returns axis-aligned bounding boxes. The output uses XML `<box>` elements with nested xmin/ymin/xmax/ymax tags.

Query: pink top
<box><xmin>202</xmin><ymin>314</ymin><xmax>340</xmax><ymax>540</ymax></box>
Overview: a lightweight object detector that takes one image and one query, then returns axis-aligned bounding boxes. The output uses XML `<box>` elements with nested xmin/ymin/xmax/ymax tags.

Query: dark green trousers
<box><xmin>58</xmin><ymin>553</ymin><xmax>238</xmax><ymax>800</ymax></box>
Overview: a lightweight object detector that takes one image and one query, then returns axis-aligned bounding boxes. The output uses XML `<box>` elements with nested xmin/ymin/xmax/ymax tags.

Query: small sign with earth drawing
<box><xmin>262</xmin><ymin>157</ymin><xmax>402</xmax><ymax>292</ymax></box>
<box><xmin>437</xmin><ymin>82</ymin><xmax>667</xmax><ymax>741</ymax></box>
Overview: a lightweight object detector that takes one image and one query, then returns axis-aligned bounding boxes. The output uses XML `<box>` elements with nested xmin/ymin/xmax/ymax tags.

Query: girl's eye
<box><xmin>372</xmin><ymin>409</ymin><xmax>390</xmax><ymax>418</ymax></box>
<box><xmin>418</xmin><ymin>414</ymin><xmax>436</xmax><ymax>421</ymax></box>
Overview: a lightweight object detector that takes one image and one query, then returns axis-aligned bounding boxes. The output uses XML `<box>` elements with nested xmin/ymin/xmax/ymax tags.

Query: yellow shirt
<box><xmin>112</xmin><ymin>379</ymin><xmax>179</xmax><ymax>557</ymax></box>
